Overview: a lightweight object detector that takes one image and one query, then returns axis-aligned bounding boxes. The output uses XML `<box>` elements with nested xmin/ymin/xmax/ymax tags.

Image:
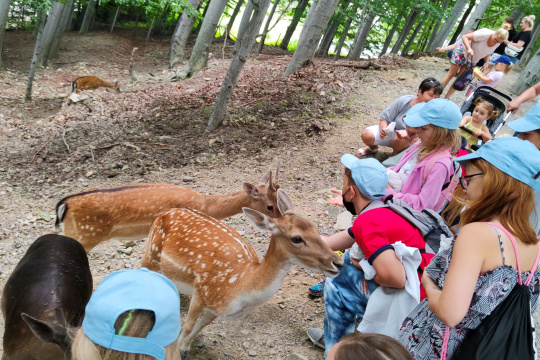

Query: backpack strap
<box><xmin>486</xmin><ymin>222</ymin><xmax>540</xmax><ymax>286</ymax></box>
<box><xmin>422</xmin><ymin>149</ymin><xmax>453</xmax><ymax>183</ymax></box>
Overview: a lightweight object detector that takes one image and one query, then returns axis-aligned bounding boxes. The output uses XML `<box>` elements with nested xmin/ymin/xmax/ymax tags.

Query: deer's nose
<box><xmin>333</xmin><ymin>260</ymin><xmax>344</xmax><ymax>271</ymax></box>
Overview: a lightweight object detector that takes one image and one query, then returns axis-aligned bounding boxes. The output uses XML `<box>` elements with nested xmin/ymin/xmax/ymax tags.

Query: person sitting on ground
<box><xmin>483</xmin><ymin>17</ymin><xmax>517</xmax><ymax>74</ymax></box>
<box><xmin>326</xmin><ymin>332</ymin><xmax>413</xmax><ymax>360</ymax></box>
<box><xmin>441</xmin><ymin>24</ymin><xmax>510</xmax><ymax>99</ymax></box>
<box><xmin>508</xmin><ymin>81</ymin><xmax>540</xmax><ymax>112</ymax></box>
<box><xmin>357</xmin><ymin>78</ymin><xmax>442</xmax><ymax>157</ymax></box>
<box><xmin>436</xmin><ymin>28</ymin><xmax>475</xmax><ymax>60</ymax></box>
<box><xmin>307</xmin><ymin>156</ymin><xmax>429</xmax><ymax>358</ymax></box>
<box><xmin>399</xmin><ymin>137</ymin><xmax>540</xmax><ymax>359</ymax></box>
<box><xmin>507</xmin><ymin>102</ymin><xmax>540</xmax><ymax>235</ymax></box>
<box><xmin>503</xmin><ymin>15</ymin><xmax>535</xmax><ymax>65</ymax></box>
<box><xmin>466</xmin><ymin>55</ymin><xmax>513</xmax><ymax>97</ymax></box>
<box><xmin>72</xmin><ymin>268</ymin><xmax>181</xmax><ymax>360</ymax></box>
<box><xmin>458</xmin><ymin>97</ymin><xmax>496</xmax><ymax>147</ymax></box>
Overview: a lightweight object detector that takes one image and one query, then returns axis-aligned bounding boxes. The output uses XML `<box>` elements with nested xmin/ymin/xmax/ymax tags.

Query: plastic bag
<box><xmin>452</xmin><ymin>68</ymin><xmax>474</xmax><ymax>91</ymax></box>
<box><xmin>373</xmin><ymin>122</ymin><xmax>396</xmax><ymax>145</ymax></box>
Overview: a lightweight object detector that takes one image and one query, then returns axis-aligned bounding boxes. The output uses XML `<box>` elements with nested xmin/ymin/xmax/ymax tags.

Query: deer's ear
<box><xmin>243</xmin><ymin>182</ymin><xmax>260</xmax><ymax>196</ymax></box>
<box><xmin>22</xmin><ymin>313</ymin><xmax>72</xmax><ymax>352</ymax></box>
<box><xmin>243</xmin><ymin>208</ymin><xmax>276</xmax><ymax>233</ymax></box>
<box><xmin>277</xmin><ymin>189</ymin><xmax>294</xmax><ymax>215</ymax></box>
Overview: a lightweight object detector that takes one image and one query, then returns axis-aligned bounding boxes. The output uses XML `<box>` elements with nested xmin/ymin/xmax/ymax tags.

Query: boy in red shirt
<box><xmin>308</xmin><ymin>155</ymin><xmax>426</xmax><ymax>358</ymax></box>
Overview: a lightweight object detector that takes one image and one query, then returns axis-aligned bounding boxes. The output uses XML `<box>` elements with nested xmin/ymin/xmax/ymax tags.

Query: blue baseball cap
<box><xmin>454</xmin><ymin>137</ymin><xmax>540</xmax><ymax>192</ymax></box>
<box><xmin>507</xmin><ymin>102</ymin><xmax>540</xmax><ymax>132</ymax></box>
<box><xmin>405</xmin><ymin>102</ymin><xmax>426</xmax><ymax>118</ymax></box>
<box><xmin>82</xmin><ymin>268</ymin><xmax>181</xmax><ymax>360</ymax></box>
<box><xmin>341</xmin><ymin>155</ymin><xmax>388</xmax><ymax>200</ymax></box>
<box><xmin>404</xmin><ymin>98</ymin><xmax>461</xmax><ymax>129</ymax></box>
<box><xmin>495</xmin><ymin>55</ymin><xmax>512</xmax><ymax>66</ymax></box>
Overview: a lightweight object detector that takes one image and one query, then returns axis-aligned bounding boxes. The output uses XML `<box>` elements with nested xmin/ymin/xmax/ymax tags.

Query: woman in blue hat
<box><xmin>399</xmin><ymin>137</ymin><xmax>540</xmax><ymax>359</ymax></box>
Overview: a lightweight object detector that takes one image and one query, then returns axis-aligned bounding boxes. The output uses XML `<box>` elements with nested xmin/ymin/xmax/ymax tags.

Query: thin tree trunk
<box><xmin>226</xmin><ymin>0</ymin><xmax>244</xmax><ymax>35</ymax></box>
<box><xmin>50</xmin><ymin>0</ymin><xmax>73</xmax><ymax>59</ymax></box>
<box><xmin>429</xmin><ymin>0</ymin><xmax>468</xmax><ymax>50</ymax></box>
<box><xmin>511</xmin><ymin>46</ymin><xmax>540</xmax><ymax>95</ymax></box>
<box><xmin>402</xmin><ymin>13</ymin><xmax>427</xmax><ymax>55</ymax></box>
<box><xmin>90</xmin><ymin>0</ymin><xmax>97</xmax><ymax>30</ymax></box>
<box><xmin>333</xmin><ymin>10</ymin><xmax>356</xmax><ymax>60</ymax></box>
<box><xmin>169</xmin><ymin>0</ymin><xmax>205</xmax><ymax>68</ymax></box>
<box><xmin>316</xmin><ymin>19</ymin><xmax>339</xmax><ymax>56</ymax></box>
<box><xmin>65</xmin><ymin>0</ymin><xmax>75</xmax><ymax>31</ymax></box>
<box><xmin>25</xmin><ymin>9</ymin><xmax>47</xmax><ymax>101</ymax></box>
<box><xmin>426</xmin><ymin>0</ymin><xmax>450</xmax><ymax>51</ymax></box>
<box><xmin>348</xmin><ymin>0</ymin><xmax>371</xmax><ymax>57</ymax></box>
<box><xmin>459</xmin><ymin>0</ymin><xmax>493</xmax><ymax>37</ymax></box>
<box><xmin>79</xmin><ymin>0</ymin><xmax>96</xmax><ymax>34</ymax></box>
<box><xmin>0</xmin><ymin>0</ymin><xmax>12</xmax><ymax>70</ymax></box>
<box><xmin>233</xmin><ymin>0</ymin><xmax>254</xmax><ymax>53</ymax></box>
<box><xmin>195</xmin><ymin>0</ymin><xmax>211</xmax><ymax>33</ymax></box>
<box><xmin>510</xmin><ymin>8</ymin><xmax>523</xmax><ymax>24</ymax></box>
<box><xmin>185</xmin><ymin>0</ymin><xmax>229</xmax><ymax>77</ymax></box>
<box><xmin>518</xmin><ymin>22</ymin><xmax>540</xmax><ymax>69</ymax></box>
<box><xmin>33</xmin><ymin>7</ymin><xmax>44</xmax><ymax>37</ymax></box>
<box><xmin>391</xmin><ymin>9</ymin><xmax>419</xmax><ymax>54</ymax></box>
<box><xmin>418</xmin><ymin>22</ymin><xmax>432</xmax><ymax>51</ymax></box>
<box><xmin>379</xmin><ymin>14</ymin><xmax>403</xmax><ymax>57</ymax></box>
<box><xmin>256</xmin><ymin>0</ymin><xmax>281</xmax><ymax>54</ymax></box>
<box><xmin>449</xmin><ymin>0</ymin><xmax>474</xmax><ymax>44</ymax></box>
<box><xmin>348</xmin><ymin>13</ymin><xmax>374</xmax><ymax>60</ymax></box>
<box><xmin>279</xmin><ymin>0</ymin><xmax>308</xmax><ymax>50</ymax></box>
<box><xmin>38</xmin><ymin>1</ymin><xmax>66</xmax><ymax>66</ymax></box>
<box><xmin>110</xmin><ymin>6</ymin><xmax>120</xmax><ymax>32</ymax></box>
<box><xmin>146</xmin><ymin>16</ymin><xmax>155</xmax><ymax>40</ymax></box>
<box><xmin>207</xmin><ymin>0</ymin><xmax>273</xmax><ymax>130</ymax></box>
<box><xmin>284</xmin><ymin>0</ymin><xmax>341</xmax><ymax>77</ymax></box>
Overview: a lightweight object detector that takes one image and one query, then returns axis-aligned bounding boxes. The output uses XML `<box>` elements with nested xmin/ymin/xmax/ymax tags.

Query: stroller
<box><xmin>459</xmin><ymin>86</ymin><xmax>514</xmax><ymax>148</ymax></box>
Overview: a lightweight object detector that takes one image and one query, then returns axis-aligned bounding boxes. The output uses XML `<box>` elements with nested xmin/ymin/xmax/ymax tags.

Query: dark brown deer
<box><xmin>70</xmin><ymin>76</ymin><xmax>120</xmax><ymax>93</ymax></box>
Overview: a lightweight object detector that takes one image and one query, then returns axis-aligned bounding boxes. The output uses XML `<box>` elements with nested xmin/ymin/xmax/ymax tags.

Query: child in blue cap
<box><xmin>466</xmin><ymin>55</ymin><xmax>513</xmax><ymax>97</ymax></box>
<box><xmin>72</xmin><ymin>268</ymin><xmax>181</xmax><ymax>360</ymax></box>
<box><xmin>399</xmin><ymin>137</ymin><xmax>540</xmax><ymax>359</ymax></box>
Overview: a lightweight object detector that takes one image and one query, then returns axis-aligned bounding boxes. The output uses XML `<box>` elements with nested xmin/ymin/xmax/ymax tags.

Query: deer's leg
<box><xmin>178</xmin><ymin>295</ymin><xmax>217</xmax><ymax>356</ymax></box>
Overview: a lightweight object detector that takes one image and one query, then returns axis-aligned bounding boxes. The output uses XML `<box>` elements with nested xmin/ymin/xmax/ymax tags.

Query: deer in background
<box><xmin>70</xmin><ymin>75</ymin><xmax>120</xmax><ymax>93</ymax></box>
<box><xmin>55</xmin><ymin>165</ymin><xmax>281</xmax><ymax>251</ymax></box>
<box><xmin>141</xmin><ymin>189</ymin><xmax>344</xmax><ymax>359</ymax></box>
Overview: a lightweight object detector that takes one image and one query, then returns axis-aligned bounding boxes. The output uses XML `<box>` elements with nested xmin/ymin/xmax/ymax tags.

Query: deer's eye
<box><xmin>267</xmin><ymin>205</ymin><xmax>274</xmax><ymax>212</ymax></box>
<box><xmin>291</xmin><ymin>236</ymin><xmax>304</xmax><ymax>245</ymax></box>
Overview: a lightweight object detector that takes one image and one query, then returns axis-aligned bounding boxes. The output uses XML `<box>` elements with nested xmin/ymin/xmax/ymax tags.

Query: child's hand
<box><xmin>328</xmin><ymin>189</ymin><xmax>344</xmax><ymax>207</ymax></box>
<box><xmin>473</xmin><ymin>130</ymin><xmax>482</xmax><ymax>137</ymax></box>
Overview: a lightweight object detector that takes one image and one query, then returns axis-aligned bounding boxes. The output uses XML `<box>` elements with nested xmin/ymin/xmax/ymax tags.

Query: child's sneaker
<box><xmin>308</xmin><ymin>279</ymin><xmax>325</xmax><ymax>297</ymax></box>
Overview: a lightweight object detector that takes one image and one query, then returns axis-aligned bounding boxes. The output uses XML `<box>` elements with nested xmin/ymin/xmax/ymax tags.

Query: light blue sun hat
<box><xmin>341</xmin><ymin>155</ymin><xmax>388</xmax><ymax>200</ymax></box>
<box><xmin>507</xmin><ymin>102</ymin><xmax>540</xmax><ymax>132</ymax></box>
<box><xmin>404</xmin><ymin>98</ymin><xmax>461</xmax><ymax>129</ymax></box>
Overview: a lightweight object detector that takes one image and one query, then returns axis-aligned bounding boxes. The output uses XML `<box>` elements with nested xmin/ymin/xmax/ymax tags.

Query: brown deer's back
<box><xmin>71</xmin><ymin>76</ymin><xmax>119</xmax><ymax>93</ymax></box>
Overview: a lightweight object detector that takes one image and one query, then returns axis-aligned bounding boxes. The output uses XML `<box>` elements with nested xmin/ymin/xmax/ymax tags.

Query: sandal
<box><xmin>356</xmin><ymin>146</ymin><xmax>377</xmax><ymax>156</ymax></box>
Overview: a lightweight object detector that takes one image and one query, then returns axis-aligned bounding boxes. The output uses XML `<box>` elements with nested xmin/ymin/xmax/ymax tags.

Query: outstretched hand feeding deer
<box><xmin>141</xmin><ymin>189</ymin><xmax>344</xmax><ymax>359</ymax></box>
<box><xmin>56</xmin><ymin>164</ymin><xmax>281</xmax><ymax>251</ymax></box>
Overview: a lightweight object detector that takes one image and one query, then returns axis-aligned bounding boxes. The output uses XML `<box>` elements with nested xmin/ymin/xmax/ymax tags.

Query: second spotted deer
<box><xmin>141</xmin><ymin>189</ymin><xmax>343</xmax><ymax>358</ymax></box>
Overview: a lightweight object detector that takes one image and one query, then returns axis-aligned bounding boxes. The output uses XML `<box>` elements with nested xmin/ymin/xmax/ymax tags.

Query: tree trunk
<box><xmin>348</xmin><ymin>14</ymin><xmax>374</xmax><ymax>60</ymax></box>
<box><xmin>279</xmin><ymin>0</ymin><xmax>309</xmax><ymax>50</ymax></box>
<box><xmin>379</xmin><ymin>14</ymin><xmax>402</xmax><ymax>57</ymax></box>
<box><xmin>518</xmin><ymin>22</ymin><xmax>540</xmax><ymax>69</ymax></box>
<box><xmin>185</xmin><ymin>0</ymin><xmax>229</xmax><ymax>77</ymax></box>
<box><xmin>90</xmin><ymin>0</ymin><xmax>98</xmax><ymax>30</ymax></box>
<box><xmin>347</xmin><ymin>0</ymin><xmax>371</xmax><ymax>57</ymax></box>
<box><xmin>256</xmin><ymin>0</ymin><xmax>281</xmax><ymax>54</ymax></box>
<box><xmin>33</xmin><ymin>7</ymin><xmax>44</xmax><ymax>37</ymax></box>
<box><xmin>509</xmin><ymin>8</ymin><xmax>523</xmax><ymax>24</ymax></box>
<box><xmin>402</xmin><ymin>12</ymin><xmax>427</xmax><ymax>55</ymax></box>
<box><xmin>426</xmin><ymin>0</ymin><xmax>450</xmax><ymax>51</ymax></box>
<box><xmin>65</xmin><ymin>0</ymin><xmax>76</xmax><ymax>31</ymax></box>
<box><xmin>50</xmin><ymin>0</ymin><xmax>73</xmax><ymax>59</ymax></box>
<box><xmin>110</xmin><ymin>6</ymin><xmax>120</xmax><ymax>32</ymax></box>
<box><xmin>38</xmin><ymin>1</ymin><xmax>66</xmax><ymax>67</ymax></box>
<box><xmin>169</xmin><ymin>0</ymin><xmax>205</xmax><ymax>68</ymax></box>
<box><xmin>316</xmin><ymin>19</ymin><xmax>339</xmax><ymax>56</ymax></box>
<box><xmin>511</xmin><ymin>47</ymin><xmax>540</xmax><ymax>95</ymax></box>
<box><xmin>195</xmin><ymin>0</ymin><xmax>212</xmax><ymax>33</ymax></box>
<box><xmin>418</xmin><ymin>22</ymin><xmax>432</xmax><ymax>51</ymax></box>
<box><xmin>333</xmin><ymin>10</ymin><xmax>356</xmax><ymax>60</ymax></box>
<box><xmin>459</xmin><ymin>0</ymin><xmax>493</xmax><ymax>37</ymax></box>
<box><xmin>233</xmin><ymin>0</ymin><xmax>254</xmax><ymax>53</ymax></box>
<box><xmin>284</xmin><ymin>0</ymin><xmax>341</xmax><ymax>77</ymax></box>
<box><xmin>0</xmin><ymin>0</ymin><xmax>12</xmax><ymax>70</ymax></box>
<box><xmin>429</xmin><ymin>0</ymin><xmax>468</xmax><ymax>50</ymax></box>
<box><xmin>226</xmin><ymin>0</ymin><xmax>244</xmax><ymax>35</ymax></box>
<box><xmin>25</xmin><ymin>9</ymin><xmax>47</xmax><ymax>101</ymax></box>
<box><xmin>79</xmin><ymin>0</ymin><xmax>96</xmax><ymax>34</ymax></box>
<box><xmin>207</xmin><ymin>0</ymin><xmax>273</xmax><ymax>130</ymax></box>
<box><xmin>147</xmin><ymin>16</ymin><xmax>155</xmax><ymax>40</ymax></box>
<box><xmin>449</xmin><ymin>0</ymin><xmax>474</xmax><ymax>44</ymax></box>
<box><xmin>391</xmin><ymin>11</ymin><xmax>419</xmax><ymax>54</ymax></box>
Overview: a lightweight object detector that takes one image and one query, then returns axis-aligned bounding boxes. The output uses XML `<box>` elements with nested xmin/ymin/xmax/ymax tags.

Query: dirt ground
<box><xmin>0</xmin><ymin>30</ymin><xmax>538</xmax><ymax>359</ymax></box>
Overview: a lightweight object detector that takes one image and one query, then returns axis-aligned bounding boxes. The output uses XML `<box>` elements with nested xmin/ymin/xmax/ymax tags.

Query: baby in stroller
<box><xmin>459</xmin><ymin>97</ymin><xmax>497</xmax><ymax>147</ymax></box>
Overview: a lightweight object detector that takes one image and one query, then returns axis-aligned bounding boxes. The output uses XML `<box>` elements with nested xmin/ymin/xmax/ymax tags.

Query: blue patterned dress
<box><xmin>398</xmin><ymin>227</ymin><xmax>540</xmax><ymax>359</ymax></box>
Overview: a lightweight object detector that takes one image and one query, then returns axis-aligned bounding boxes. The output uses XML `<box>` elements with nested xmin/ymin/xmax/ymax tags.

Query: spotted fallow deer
<box><xmin>141</xmin><ymin>189</ymin><xmax>344</xmax><ymax>358</ymax></box>
<box><xmin>55</xmin><ymin>165</ymin><xmax>281</xmax><ymax>251</ymax></box>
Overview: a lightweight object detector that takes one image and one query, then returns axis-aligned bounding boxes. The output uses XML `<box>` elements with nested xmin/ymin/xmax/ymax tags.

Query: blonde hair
<box><xmin>494</xmin><ymin>23</ymin><xmax>511</xmax><ymax>41</ymax></box>
<box><xmin>72</xmin><ymin>310</ymin><xmax>180</xmax><ymax>360</ymax></box>
<box><xmin>522</xmin><ymin>15</ymin><xmax>536</xmax><ymax>29</ymax></box>
<box><xmin>418</xmin><ymin>126</ymin><xmax>462</xmax><ymax>162</ymax></box>
<box><xmin>455</xmin><ymin>159</ymin><xmax>538</xmax><ymax>245</ymax></box>
<box><xmin>474</xmin><ymin>97</ymin><xmax>499</xmax><ymax>120</ymax></box>
<box><xmin>334</xmin><ymin>333</ymin><xmax>413</xmax><ymax>360</ymax></box>
<box><xmin>503</xmin><ymin>62</ymin><xmax>513</xmax><ymax>74</ymax></box>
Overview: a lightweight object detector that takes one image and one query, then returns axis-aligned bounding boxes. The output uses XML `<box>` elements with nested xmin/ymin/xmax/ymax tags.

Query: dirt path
<box><xmin>0</xmin><ymin>31</ymin><xmax>538</xmax><ymax>359</ymax></box>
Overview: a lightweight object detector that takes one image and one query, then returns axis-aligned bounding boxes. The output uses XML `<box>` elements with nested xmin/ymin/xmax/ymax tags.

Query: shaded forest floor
<box><xmin>0</xmin><ymin>30</ymin><xmax>536</xmax><ymax>359</ymax></box>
